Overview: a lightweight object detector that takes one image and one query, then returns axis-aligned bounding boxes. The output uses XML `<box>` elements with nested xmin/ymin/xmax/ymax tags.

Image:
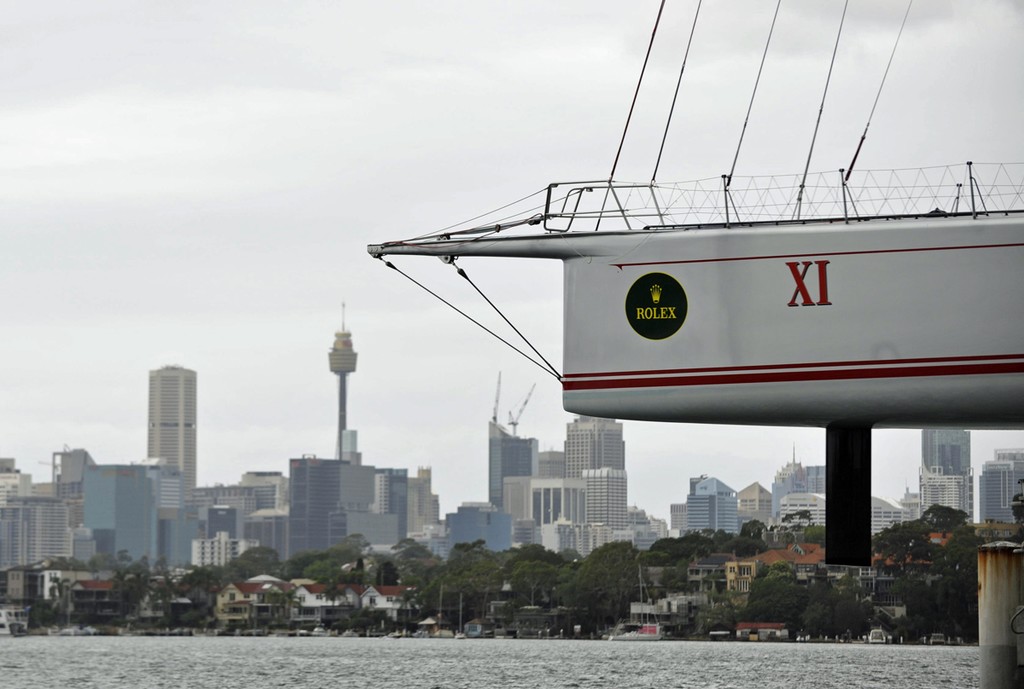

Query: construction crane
<box><xmin>508</xmin><ymin>383</ymin><xmax>535</xmax><ymax>436</ymax></box>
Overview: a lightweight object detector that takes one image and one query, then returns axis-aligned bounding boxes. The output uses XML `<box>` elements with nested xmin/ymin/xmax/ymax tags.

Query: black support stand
<box><xmin>825</xmin><ymin>425</ymin><xmax>872</xmax><ymax>566</ymax></box>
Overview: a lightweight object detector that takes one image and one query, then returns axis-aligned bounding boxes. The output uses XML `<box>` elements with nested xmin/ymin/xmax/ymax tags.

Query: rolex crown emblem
<box><xmin>650</xmin><ymin>284</ymin><xmax>662</xmax><ymax>304</ymax></box>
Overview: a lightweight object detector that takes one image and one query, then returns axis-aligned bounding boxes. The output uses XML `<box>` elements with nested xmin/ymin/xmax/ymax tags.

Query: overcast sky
<box><xmin>2</xmin><ymin>1</ymin><xmax>1022</xmax><ymax>522</ymax></box>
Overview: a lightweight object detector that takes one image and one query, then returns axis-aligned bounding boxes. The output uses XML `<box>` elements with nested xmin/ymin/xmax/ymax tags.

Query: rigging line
<box><xmin>378</xmin><ymin>258</ymin><xmax>561</xmax><ymax>381</ymax></box>
<box><xmin>409</xmin><ymin>188</ymin><xmax>549</xmax><ymax>242</ymax></box>
<box><xmin>652</xmin><ymin>0</ymin><xmax>703</xmax><ymax>184</ymax></box>
<box><xmin>795</xmin><ymin>0</ymin><xmax>849</xmax><ymax>220</ymax></box>
<box><xmin>845</xmin><ymin>0</ymin><xmax>912</xmax><ymax>183</ymax></box>
<box><xmin>727</xmin><ymin>0</ymin><xmax>782</xmax><ymax>189</ymax></box>
<box><xmin>454</xmin><ymin>264</ymin><xmax>562</xmax><ymax>381</ymax></box>
<box><xmin>610</xmin><ymin>0</ymin><xmax>667</xmax><ymax>182</ymax></box>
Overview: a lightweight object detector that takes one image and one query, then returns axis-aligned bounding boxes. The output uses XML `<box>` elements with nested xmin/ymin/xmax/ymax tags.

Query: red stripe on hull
<box><xmin>562</xmin><ymin>361</ymin><xmax>1024</xmax><ymax>392</ymax></box>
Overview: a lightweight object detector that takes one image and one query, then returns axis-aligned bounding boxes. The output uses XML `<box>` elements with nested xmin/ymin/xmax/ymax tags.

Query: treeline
<box><xmin>39</xmin><ymin>505</ymin><xmax>986</xmax><ymax>639</ymax></box>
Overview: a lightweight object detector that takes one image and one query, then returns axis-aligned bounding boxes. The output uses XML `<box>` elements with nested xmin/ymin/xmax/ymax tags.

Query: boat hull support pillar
<box><xmin>825</xmin><ymin>425</ymin><xmax>872</xmax><ymax>566</ymax></box>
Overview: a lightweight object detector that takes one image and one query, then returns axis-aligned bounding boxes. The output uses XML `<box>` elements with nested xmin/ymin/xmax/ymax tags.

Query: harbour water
<box><xmin>0</xmin><ymin>637</ymin><xmax>976</xmax><ymax>688</ymax></box>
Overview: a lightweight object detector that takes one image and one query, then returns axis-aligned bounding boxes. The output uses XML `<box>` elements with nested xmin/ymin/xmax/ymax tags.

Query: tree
<box><xmin>742</xmin><ymin>562</ymin><xmax>808</xmax><ymax>632</ymax></box>
<box><xmin>921</xmin><ymin>505</ymin><xmax>969</xmax><ymax>532</ymax></box>
<box><xmin>565</xmin><ymin>541</ymin><xmax>640</xmax><ymax>631</ymax></box>
<box><xmin>510</xmin><ymin>561</ymin><xmax>559</xmax><ymax>606</ymax></box>
<box><xmin>225</xmin><ymin>546</ymin><xmax>282</xmax><ymax>580</ymax></box>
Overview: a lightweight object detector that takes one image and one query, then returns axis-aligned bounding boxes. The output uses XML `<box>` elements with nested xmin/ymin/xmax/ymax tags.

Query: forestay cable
<box><xmin>376</xmin><ymin>258</ymin><xmax>561</xmax><ymax>381</ymax></box>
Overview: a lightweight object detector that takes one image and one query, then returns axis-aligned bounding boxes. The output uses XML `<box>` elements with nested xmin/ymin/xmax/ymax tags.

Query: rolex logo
<box><xmin>625</xmin><ymin>272</ymin><xmax>687</xmax><ymax>340</ymax></box>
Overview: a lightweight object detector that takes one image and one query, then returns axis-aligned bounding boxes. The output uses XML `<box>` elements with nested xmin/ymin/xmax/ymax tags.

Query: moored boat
<box><xmin>0</xmin><ymin>606</ymin><xmax>28</xmax><ymax>637</ymax></box>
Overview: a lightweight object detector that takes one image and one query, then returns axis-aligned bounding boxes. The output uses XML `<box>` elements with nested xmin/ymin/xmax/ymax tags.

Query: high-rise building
<box><xmin>685</xmin><ymin>477</ymin><xmax>739</xmax><ymax>534</ymax></box>
<box><xmin>737</xmin><ymin>482</ymin><xmax>772</xmax><ymax>526</ymax></box>
<box><xmin>446</xmin><ymin>502</ymin><xmax>512</xmax><ymax>552</ymax></box>
<box><xmin>373</xmin><ymin>468</ymin><xmax>408</xmax><ymax>540</ymax></box>
<box><xmin>583</xmin><ymin>468</ymin><xmax>627</xmax><ymax>529</ymax></box>
<box><xmin>564</xmin><ymin>416</ymin><xmax>624</xmax><ymax>479</ymax></box>
<box><xmin>148</xmin><ymin>366</ymin><xmax>197</xmax><ymax>496</ymax></box>
<box><xmin>0</xmin><ymin>496</ymin><xmax>70</xmax><ymax>568</ymax></box>
<box><xmin>488</xmin><ymin>421</ymin><xmax>537</xmax><ymax>510</ymax></box>
<box><xmin>920</xmin><ymin>429</ymin><xmax>973</xmax><ymax>517</ymax></box>
<box><xmin>771</xmin><ymin>458</ymin><xmax>807</xmax><ymax>519</ymax></box>
<box><xmin>243</xmin><ymin>509</ymin><xmax>289</xmax><ymax>557</ymax></box>
<box><xmin>288</xmin><ymin>456</ymin><xmax>341</xmax><ymax>556</ymax></box>
<box><xmin>83</xmin><ymin>464</ymin><xmax>158</xmax><ymax>562</ymax></box>
<box><xmin>240</xmin><ymin>471</ymin><xmax>289</xmax><ymax>511</ymax></box>
<box><xmin>52</xmin><ymin>448</ymin><xmax>97</xmax><ymax>528</ymax></box>
<box><xmin>537</xmin><ymin>450</ymin><xmax>566</xmax><ymax>479</ymax></box>
<box><xmin>979</xmin><ymin>449</ymin><xmax>1024</xmax><ymax>522</ymax></box>
<box><xmin>406</xmin><ymin>467</ymin><xmax>440</xmax><ymax>535</ymax></box>
<box><xmin>328</xmin><ymin>321</ymin><xmax>358</xmax><ymax>461</ymax></box>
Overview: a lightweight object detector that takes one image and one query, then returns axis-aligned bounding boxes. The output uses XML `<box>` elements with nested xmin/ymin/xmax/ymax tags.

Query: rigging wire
<box><xmin>845</xmin><ymin>0</ymin><xmax>913</xmax><ymax>182</ymax></box>
<box><xmin>652</xmin><ymin>0</ymin><xmax>703</xmax><ymax>184</ymax></box>
<box><xmin>727</xmin><ymin>0</ymin><xmax>782</xmax><ymax>189</ymax></box>
<box><xmin>609</xmin><ymin>0</ymin><xmax>667</xmax><ymax>183</ymax></box>
<box><xmin>794</xmin><ymin>0</ymin><xmax>849</xmax><ymax>220</ymax></box>
<box><xmin>455</xmin><ymin>264</ymin><xmax>562</xmax><ymax>381</ymax></box>
<box><xmin>376</xmin><ymin>258</ymin><xmax>561</xmax><ymax>382</ymax></box>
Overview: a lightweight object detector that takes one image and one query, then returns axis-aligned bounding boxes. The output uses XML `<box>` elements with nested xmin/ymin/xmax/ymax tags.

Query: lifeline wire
<box><xmin>652</xmin><ymin>0</ymin><xmax>703</xmax><ymax>184</ymax></box>
<box><xmin>794</xmin><ymin>0</ymin><xmax>849</xmax><ymax>220</ymax></box>
<box><xmin>845</xmin><ymin>0</ymin><xmax>913</xmax><ymax>182</ymax></box>
<box><xmin>378</xmin><ymin>258</ymin><xmax>561</xmax><ymax>381</ymax></box>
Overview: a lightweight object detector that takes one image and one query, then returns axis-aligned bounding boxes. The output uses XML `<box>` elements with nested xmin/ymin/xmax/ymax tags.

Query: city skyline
<box><xmin>2</xmin><ymin>2</ymin><xmax>1023</xmax><ymax>524</ymax></box>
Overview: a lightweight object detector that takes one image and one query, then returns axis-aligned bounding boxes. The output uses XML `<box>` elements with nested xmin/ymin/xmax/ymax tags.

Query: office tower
<box><xmin>805</xmin><ymin>465</ymin><xmax>827</xmax><ymax>494</ymax></box>
<box><xmin>979</xmin><ymin>449</ymin><xmax>1024</xmax><ymax>522</ymax></box>
<box><xmin>0</xmin><ymin>497</ymin><xmax>71</xmax><ymax>568</ymax></box>
<box><xmin>871</xmin><ymin>496</ymin><xmax>912</xmax><ymax>534</ymax></box>
<box><xmin>191</xmin><ymin>531</ymin><xmax>259</xmax><ymax>567</ymax></box>
<box><xmin>446</xmin><ymin>502</ymin><xmax>512</xmax><ymax>552</ymax></box>
<box><xmin>288</xmin><ymin>456</ymin><xmax>341</xmax><ymax>556</ymax></box>
<box><xmin>0</xmin><ymin>461</ymin><xmax>33</xmax><ymax>506</ymax></box>
<box><xmin>771</xmin><ymin>457</ymin><xmax>807</xmax><ymax>519</ymax></box>
<box><xmin>488</xmin><ymin>421</ymin><xmax>537</xmax><ymax>510</ymax></box>
<box><xmin>778</xmin><ymin>493</ymin><xmax>827</xmax><ymax>526</ymax></box>
<box><xmin>583</xmin><ymin>468</ymin><xmax>627</xmax><ymax>529</ymax></box>
<box><xmin>685</xmin><ymin>477</ymin><xmax>739</xmax><ymax>534</ymax></box>
<box><xmin>243</xmin><ymin>509</ymin><xmax>289</xmax><ymax>557</ymax></box>
<box><xmin>83</xmin><ymin>464</ymin><xmax>158</xmax><ymax>561</ymax></box>
<box><xmin>669</xmin><ymin>503</ymin><xmax>686</xmax><ymax>532</ymax></box>
<box><xmin>919</xmin><ymin>429</ymin><xmax>973</xmax><ymax>517</ymax></box>
<box><xmin>201</xmin><ymin>505</ymin><xmax>239</xmax><ymax>539</ymax></box>
<box><xmin>328</xmin><ymin>320</ymin><xmax>358</xmax><ymax>461</ymax></box>
<box><xmin>52</xmin><ymin>448</ymin><xmax>96</xmax><ymax>500</ymax></box>
<box><xmin>537</xmin><ymin>450</ymin><xmax>566</xmax><ymax>479</ymax></box>
<box><xmin>240</xmin><ymin>471</ymin><xmax>289</xmax><ymax>510</ymax></box>
<box><xmin>406</xmin><ymin>467</ymin><xmax>440</xmax><ymax>535</ymax></box>
<box><xmin>373</xmin><ymin>468</ymin><xmax>409</xmax><ymax>540</ymax></box>
<box><xmin>191</xmin><ymin>484</ymin><xmax>259</xmax><ymax>516</ymax></box>
<box><xmin>502</xmin><ymin>476</ymin><xmax>587</xmax><ymax>526</ymax></box>
<box><xmin>148</xmin><ymin>365</ymin><xmax>197</xmax><ymax>496</ymax></box>
<box><xmin>564</xmin><ymin>416</ymin><xmax>624</xmax><ymax>478</ymax></box>
<box><xmin>737</xmin><ymin>482</ymin><xmax>772</xmax><ymax>525</ymax></box>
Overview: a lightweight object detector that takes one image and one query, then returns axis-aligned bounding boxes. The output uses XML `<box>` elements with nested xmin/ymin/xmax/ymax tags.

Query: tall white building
<box><xmin>191</xmin><ymin>530</ymin><xmax>258</xmax><ymax>567</ymax></box>
<box><xmin>778</xmin><ymin>493</ymin><xmax>827</xmax><ymax>527</ymax></box>
<box><xmin>565</xmin><ymin>416</ymin><xmax>624</xmax><ymax>478</ymax></box>
<box><xmin>583</xmin><ymin>468</ymin><xmax>627</xmax><ymax>529</ymax></box>
<box><xmin>406</xmin><ymin>467</ymin><xmax>440</xmax><ymax>535</ymax></box>
<box><xmin>685</xmin><ymin>477</ymin><xmax>739</xmax><ymax>534</ymax></box>
<box><xmin>148</xmin><ymin>366</ymin><xmax>197</xmax><ymax>496</ymax></box>
<box><xmin>919</xmin><ymin>466</ymin><xmax>973</xmax><ymax>517</ymax></box>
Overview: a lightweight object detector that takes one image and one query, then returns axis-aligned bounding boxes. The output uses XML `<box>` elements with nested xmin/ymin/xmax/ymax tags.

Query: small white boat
<box><xmin>0</xmin><ymin>606</ymin><xmax>28</xmax><ymax>637</ymax></box>
<box><xmin>868</xmin><ymin>628</ymin><xmax>887</xmax><ymax>644</ymax></box>
<box><xmin>609</xmin><ymin>623</ymin><xmax>663</xmax><ymax>642</ymax></box>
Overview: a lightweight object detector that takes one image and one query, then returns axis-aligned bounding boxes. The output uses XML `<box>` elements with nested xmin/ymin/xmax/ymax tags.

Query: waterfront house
<box><xmin>70</xmin><ymin>580</ymin><xmax>120</xmax><ymax>622</ymax></box>
<box><xmin>215</xmin><ymin>576</ymin><xmax>294</xmax><ymax>628</ymax></box>
<box><xmin>359</xmin><ymin>584</ymin><xmax>415</xmax><ymax>622</ymax></box>
<box><xmin>735</xmin><ymin>621</ymin><xmax>789</xmax><ymax>641</ymax></box>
